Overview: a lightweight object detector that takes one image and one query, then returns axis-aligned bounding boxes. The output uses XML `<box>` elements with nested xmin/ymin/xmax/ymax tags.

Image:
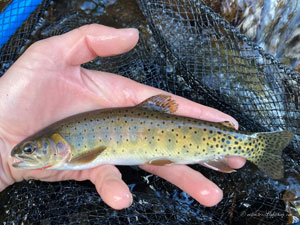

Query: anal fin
<box><xmin>199</xmin><ymin>158</ymin><xmax>236</xmax><ymax>173</ymax></box>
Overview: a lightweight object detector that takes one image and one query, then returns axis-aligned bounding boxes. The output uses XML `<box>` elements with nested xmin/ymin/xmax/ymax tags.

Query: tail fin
<box><xmin>248</xmin><ymin>130</ymin><xmax>293</xmax><ymax>180</ymax></box>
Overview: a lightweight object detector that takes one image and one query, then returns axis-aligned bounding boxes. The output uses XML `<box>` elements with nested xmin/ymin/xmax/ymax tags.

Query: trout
<box><xmin>11</xmin><ymin>95</ymin><xmax>293</xmax><ymax>179</ymax></box>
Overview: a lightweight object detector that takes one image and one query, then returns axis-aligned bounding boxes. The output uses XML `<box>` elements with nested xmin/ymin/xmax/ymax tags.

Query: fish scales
<box><xmin>11</xmin><ymin>95</ymin><xmax>294</xmax><ymax>179</ymax></box>
<box><xmin>58</xmin><ymin>108</ymin><xmax>242</xmax><ymax>164</ymax></box>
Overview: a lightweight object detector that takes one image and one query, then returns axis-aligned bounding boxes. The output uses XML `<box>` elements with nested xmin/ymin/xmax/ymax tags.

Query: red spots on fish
<box><xmin>43</xmin><ymin>165</ymin><xmax>53</xmax><ymax>169</ymax></box>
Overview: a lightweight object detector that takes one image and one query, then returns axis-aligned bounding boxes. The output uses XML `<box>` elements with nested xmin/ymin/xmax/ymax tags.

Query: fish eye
<box><xmin>23</xmin><ymin>143</ymin><xmax>37</xmax><ymax>154</ymax></box>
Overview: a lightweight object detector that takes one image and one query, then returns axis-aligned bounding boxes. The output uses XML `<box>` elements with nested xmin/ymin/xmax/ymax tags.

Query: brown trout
<box><xmin>11</xmin><ymin>95</ymin><xmax>293</xmax><ymax>179</ymax></box>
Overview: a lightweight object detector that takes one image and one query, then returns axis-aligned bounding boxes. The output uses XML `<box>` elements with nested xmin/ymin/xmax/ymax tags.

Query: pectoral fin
<box><xmin>199</xmin><ymin>158</ymin><xmax>236</xmax><ymax>173</ymax></box>
<box><xmin>137</xmin><ymin>95</ymin><xmax>178</xmax><ymax>113</ymax></box>
<box><xmin>69</xmin><ymin>146</ymin><xmax>106</xmax><ymax>165</ymax></box>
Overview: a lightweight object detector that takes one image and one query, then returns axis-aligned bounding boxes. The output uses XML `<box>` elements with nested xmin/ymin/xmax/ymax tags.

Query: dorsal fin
<box><xmin>137</xmin><ymin>95</ymin><xmax>178</xmax><ymax>113</ymax></box>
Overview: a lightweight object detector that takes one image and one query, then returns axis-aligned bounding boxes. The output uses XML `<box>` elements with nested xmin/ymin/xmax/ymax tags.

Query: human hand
<box><xmin>0</xmin><ymin>24</ymin><xmax>245</xmax><ymax>210</ymax></box>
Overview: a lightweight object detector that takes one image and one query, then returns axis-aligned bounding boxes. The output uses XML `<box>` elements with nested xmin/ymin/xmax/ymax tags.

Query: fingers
<box><xmin>226</xmin><ymin>156</ymin><xmax>246</xmax><ymax>169</ymax></box>
<box><xmin>140</xmin><ymin>164</ymin><xmax>223</xmax><ymax>206</ymax></box>
<box><xmin>79</xmin><ymin>165</ymin><xmax>132</xmax><ymax>210</ymax></box>
<box><xmin>80</xmin><ymin>70</ymin><xmax>238</xmax><ymax>127</ymax></box>
<box><xmin>56</xmin><ymin>24</ymin><xmax>139</xmax><ymax>66</ymax></box>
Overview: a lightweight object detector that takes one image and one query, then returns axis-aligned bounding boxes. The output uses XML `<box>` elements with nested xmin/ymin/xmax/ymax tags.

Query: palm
<box><xmin>0</xmin><ymin>24</ymin><xmax>245</xmax><ymax>210</ymax></box>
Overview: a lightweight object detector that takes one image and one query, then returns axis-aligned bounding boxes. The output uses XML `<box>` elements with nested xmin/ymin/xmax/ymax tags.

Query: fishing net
<box><xmin>0</xmin><ymin>0</ymin><xmax>299</xmax><ymax>224</ymax></box>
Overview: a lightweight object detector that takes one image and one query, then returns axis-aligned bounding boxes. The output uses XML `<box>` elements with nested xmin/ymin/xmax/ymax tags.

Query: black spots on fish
<box><xmin>234</xmin><ymin>141</ymin><xmax>239</xmax><ymax>145</ymax></box>
<box><xmin>183</xmin><ymin>136</ymin><xmax>186</xmax><ymax>139</ymax></box>
<box><xmin>168</xmin><ymin>139</ymin><xmax>171</xmax><ymax>142</ymax></box>
<box><xmin>203</xmin><ymin>128</ymin><xmax>207</xmax><ymax>132</ymax></box>
<box><xmin>171</xmin><ymin>129</ymin><xmax>174</xmax><ymax>132</ymax></box>
<box><xmin>126</xmin><ymin>139</ymin><xmax>129</xmax><ymax>142</ymax></box>
<box><xmin>213</xmin><ymin>138</ymin><xmax>216</xmax><ymax>142</ymax></box>
<box><xmin>148</xmin><ymin>128</ymin><xmax>151</xmax><ymax>132</ymax></box>
<box><xmin>209</xmin><ymin>131</ymin><xmax>213</xmax><ymax>134</ymax></box>
<box><xmin>221</xmin><ymin>138</ymin><xmax>225</xmax><ymax>142</ymax></box>
<box><xmin>194</xmin><ymin>131</ymin><xmax>197</xmax><ymax>134</ymax></box>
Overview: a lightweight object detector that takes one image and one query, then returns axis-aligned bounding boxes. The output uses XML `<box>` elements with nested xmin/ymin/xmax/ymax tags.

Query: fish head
<box><xmin>11</xmin><ymin>133</ymin><xmax>71</xmax><ymax>169</ymax></box>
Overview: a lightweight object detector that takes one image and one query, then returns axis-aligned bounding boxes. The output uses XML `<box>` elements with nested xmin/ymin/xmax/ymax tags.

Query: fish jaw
<box><xmin>12</xmin><ymin>154</ymin><xmax>44</xmax><ymax>169</ymax></box>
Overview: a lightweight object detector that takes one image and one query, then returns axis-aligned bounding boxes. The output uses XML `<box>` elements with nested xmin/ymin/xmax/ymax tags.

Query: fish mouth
<box><xmin>11</xmin><ymin>154</ymin><xmax>40</xmax><ymax>169</ymax></box>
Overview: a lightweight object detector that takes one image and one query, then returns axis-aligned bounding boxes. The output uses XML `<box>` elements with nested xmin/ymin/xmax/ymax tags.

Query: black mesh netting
<box><xmin>0</xmin><ymin>0</ymin><xmax>300</xmax><ymax>224</ymax></box>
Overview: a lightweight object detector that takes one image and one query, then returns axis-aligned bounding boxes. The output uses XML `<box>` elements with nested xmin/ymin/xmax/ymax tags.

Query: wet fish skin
<box><xmin>11</xmin><ymin>95</ymin><xmax>294</xmax><ymax>179</ymax></box>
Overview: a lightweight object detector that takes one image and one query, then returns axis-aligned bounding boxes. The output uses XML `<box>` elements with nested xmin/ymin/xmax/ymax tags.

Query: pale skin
<box><xmin>0</xmin><ymin>24</ymin><xmax>246</xmax><ymax>210</ymax></box>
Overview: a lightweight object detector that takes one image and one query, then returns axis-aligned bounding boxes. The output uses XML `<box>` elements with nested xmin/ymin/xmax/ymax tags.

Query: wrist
<box><xmin>0</xmin><ymin>136</ymin><xmax>16</xmax><ymax>192</ymax></box>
